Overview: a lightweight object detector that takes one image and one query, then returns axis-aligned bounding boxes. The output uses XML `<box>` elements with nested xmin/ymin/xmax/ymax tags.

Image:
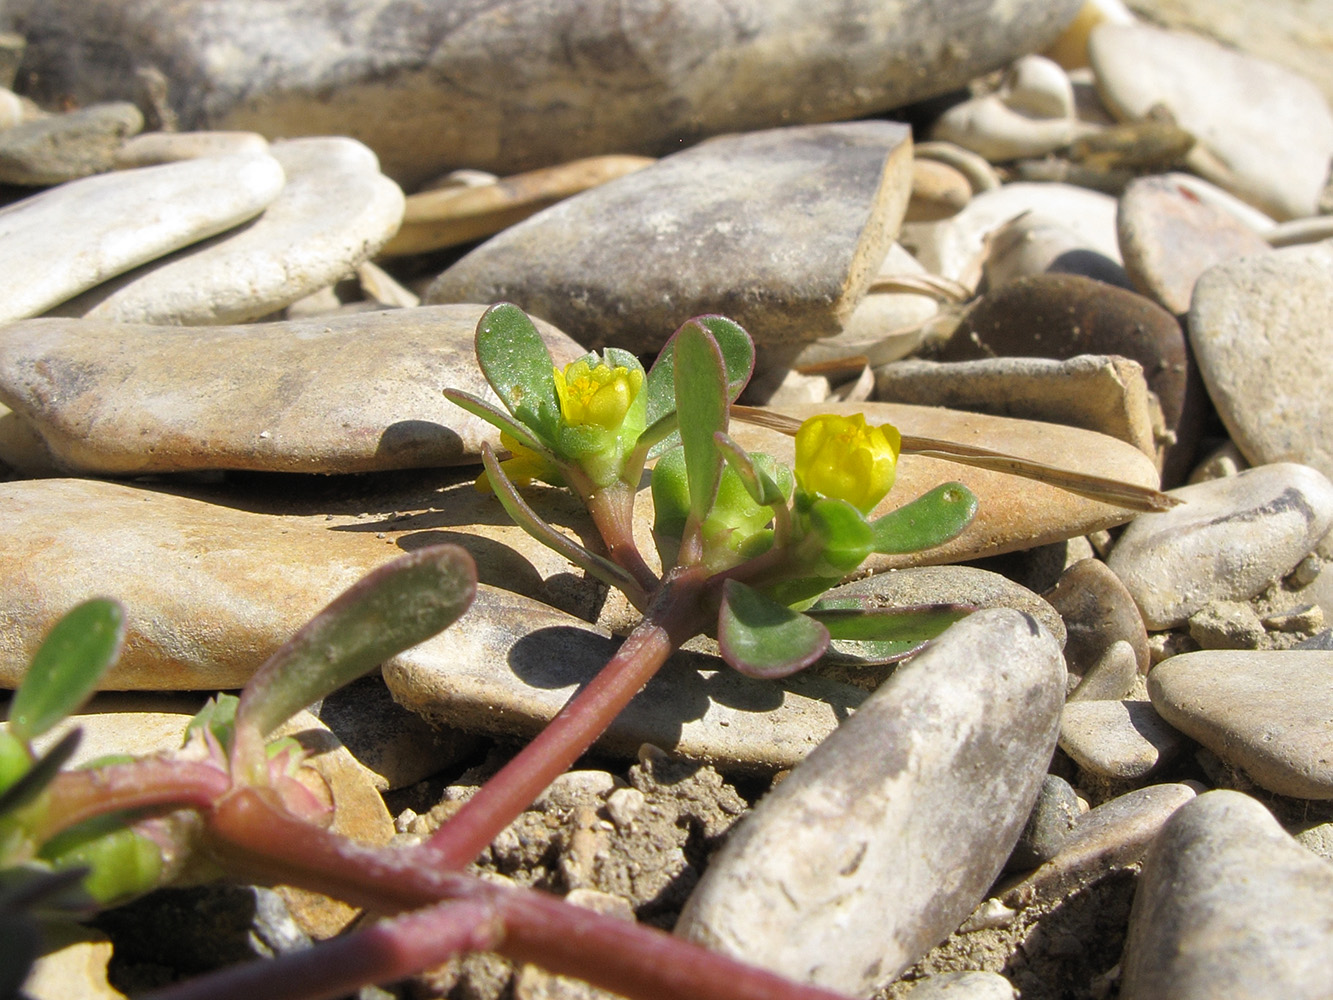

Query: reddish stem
<box><xmin>38</xmin><ymin>758</ymin><xmax>231</xmax><ymax>841</ymax></box>
<box><xmin>142</xmin><ymin>899</ymin><xmax>503</xmax><ymax>1000</ymax></box>
<box><xmin>585</xmin><ymin>478</ymin><xmax>660</xmax><ymax>596</ymax></box>
<box><xmin>422</xmin><ymin>568</ymin><xmax>709</xmax><ymax>870</ymax></box>
<box><xmin>198</xmin><ymin>788</ymin><xmax>853</xmax><ymax>1000</ymax></box>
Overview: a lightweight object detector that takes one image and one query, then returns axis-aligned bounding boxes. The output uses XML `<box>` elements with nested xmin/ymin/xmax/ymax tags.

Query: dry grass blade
<box><xmin>731</xmin><ymin>405</ymin><xmax>1182</xmax><ymax>513</ymax></box>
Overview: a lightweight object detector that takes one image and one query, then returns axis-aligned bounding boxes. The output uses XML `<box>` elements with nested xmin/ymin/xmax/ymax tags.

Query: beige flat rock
<box><xmin>0</xmin><ymin>305</ymin><xmax>585</xmax><ymax>474</ymax></box>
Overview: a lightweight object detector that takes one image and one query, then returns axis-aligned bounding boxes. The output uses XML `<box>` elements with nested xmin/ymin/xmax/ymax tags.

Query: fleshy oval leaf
<box><xmin>714</xmin><ymin>432</ymin><xmax>789</xmax><ymax>507</ymax></box>
<box><xmin>870</xmin><ymin>482</ymin><xmax>979</xmax><ymax>554</ymax></box>
<box><xmin>673</xmin><ymin>321</ymin><xmax>729</xmax><ymax>526</ymax></box>
<box><xmin>644</xmin><ymin>315</ymin><xmax>754</xmax><ymax>448</ymax></box>
<box><xmin>809</xmin><ymin>497</ymin><xmax>874</xmax><ymax>572</ymax></box>
<box><xmin>718</xmin><ymin>579</ymin><xmax>829</xmax><ymax>679</ymax></box>
<box><xmin>805</xmin><ymin>602</ymin><xmax>974</xmax><ymax>665</ymax></box>
<box><xmin>9</xmin><ymin>599</ymin><xmax>125</xmax><ymax>743</ymax></box>
<box><xmin>236</xmin><ymin>545</ymin><xmax>477</xmax><ymax>739</ymax></box>
<box><xmin>474</xmin><ymin>303</ymin><xmax>561</xmax><ymax>441</ymax></box>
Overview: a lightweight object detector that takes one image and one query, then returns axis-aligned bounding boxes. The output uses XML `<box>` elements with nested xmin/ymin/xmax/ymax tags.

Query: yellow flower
<box><xmin>553</xmin><ymin>358</ymin><xmax>644</xmax><ymax>431</ymax></box>
<box><xmin>794</xmin><ymin>413</ymin><xmax>901</xmax><ymax>514</ymax></box>
<box><xmin>475</xmin><ymin>432</ymin><xmax>561</xmax><ymax>493</ymax></box>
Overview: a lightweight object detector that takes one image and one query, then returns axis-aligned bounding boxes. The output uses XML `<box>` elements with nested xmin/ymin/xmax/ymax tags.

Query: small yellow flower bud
<box><xmin>553</xmin><ymin>359</ymin><xmax>644</xmax><ymax>431</ymax></box>
<box><xmin>794</xmin><ymin>413</ymin><xmax>901</xmax><ymax>514</ymax></box>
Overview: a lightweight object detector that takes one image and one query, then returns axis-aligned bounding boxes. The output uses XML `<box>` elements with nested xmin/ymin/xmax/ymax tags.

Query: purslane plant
<box><xmin>1</xmin><ymin>305</ymin><xmax>1177</xmax><ymax>1000</ymax></box>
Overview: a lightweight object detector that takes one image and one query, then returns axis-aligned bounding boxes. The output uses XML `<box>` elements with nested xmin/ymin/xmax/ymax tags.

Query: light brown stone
<box><xmin>0</xmin><ymin>305</ymin><xmax>586</xmax><ymax>475</ymax></box>
<box><xmin>381</xmin><ymin>155</ymin><xmax>656</xmax><ymax>256</ymax></box>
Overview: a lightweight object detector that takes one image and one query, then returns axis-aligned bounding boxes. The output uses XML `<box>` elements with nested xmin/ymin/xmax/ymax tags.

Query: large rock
<box><xmin>1119</xmin><ymin>790</ymin><xmax>1333</xmax><ymax>1000</ymax></box>
<box><xmin>0</xmin><ymin>305</ymin><xmax>585</xmax><ymax>474</ymax></box>
<box><xmin>0</xmin><ymin>151</ymin><xmax>285</xmax><ymax>323</ymax></box>
<box><xmin>56</xmin><ymin>137</ymin><xmax>405</xmax><ymax>325</ymax></box>
<box><xmin>675</xmin><ymin>609</ymin><xmax>1065</xmax><ymax>995</ymax></box>
<box><xmin>2</xmin><ymin>0</ymin><xmax>1084</xmax><ymax>187</ymax></box>
<box><xmin>428</xmin><ymin>122</ymin><xmax>912</xmax><ymax>354</ymax></box>
<box><xmin>1188</xmin><ymin>241</ymin><xmax>1333</xmax><ymax>482</ymax></box>
<box><xmin>1089</xmin><ymin>23</ymin><xmax>1333</xmax><ymax>219</ymax></box>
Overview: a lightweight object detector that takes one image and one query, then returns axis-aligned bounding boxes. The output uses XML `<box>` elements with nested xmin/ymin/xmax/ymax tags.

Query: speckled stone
<box><xmin>1117</xmin><ymin>173</ymin><xmax>1273</xmax><ymax>316</ymax></box>
<box><xmin>1120</xmin><ymin>790</ymin><xmax>1333</xmax><ymax>1000</ymax></box>
<box><xmin>1148</xmin><ymin>650</ymin><xmax>1333</xmax><ymax>799</ymax></box>
<box><xmin>0</xmin><ymin>101</ymin><xmax>142</xmax><ymax>185</ymax></box>
<box><xmin>10</xmin><ymin>0</ymin><xmax>1083</xmax><ymax>186</ymax></box>
<box><xmin>0</xmin><ymin>305</ymin><xmax>585</xmax><ymax>474</ymax></box>
<box><xmin>1090</xmin><ymin>23</ymin><xmax>1333</xmax><ymax>219</ymax></box>
<box><xmin>427</xmin><ymin>122</ymin><xmax>912</xmax><ymax>354</ymax></box>
<box><xmin>1106</xmin><ymin>463</ymin><xmax>1333</xmax><ymax>629</ymax></box>
<box><xmin>1188</xmin><ymin>240</ymin><xmax>1333</xmax><ymax>482</ymax></box>
<box><xmin>676</xmin><ymin>609</ymin><xmax>1065</xmax><ymax>994</ymax></box>
<box><xmin>1058</xmin><ymin>698</ymin><xmax>1186</xmax><ymax>779</ymax></box>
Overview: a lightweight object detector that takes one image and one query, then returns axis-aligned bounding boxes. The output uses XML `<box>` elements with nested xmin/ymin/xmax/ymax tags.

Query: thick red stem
<box><xmin>142</xmin><ymin>899</ymin><xmax>502</xmax><ymax>1000</ymax></box>
<box><xmin>38</xmin><ymin>758</ymin><xmax>231</xmax><ymax>841</ymax></box>
<box><xmin>201</xmin><ymin>788</ymin><xmax>853</xmax><ymax>1000</ymax></box>
<box><xmin>422</xmin><ymin>570</ymin><xmax>708</xmax><ymax>869</ymax></box>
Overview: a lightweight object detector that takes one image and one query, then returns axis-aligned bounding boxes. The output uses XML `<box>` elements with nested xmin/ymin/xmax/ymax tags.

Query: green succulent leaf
<box><xmin>481</xmin><ymin>443</ymin><xmax>647</xmax><ymax>603</ymax></box>
<box><xmin>870</xmin><ymin>482</ymin><xmax>979</xmax><ymax>554</ymax></box>
<box><xmin>39</xmin><ymin>814</ymin><xmax>164</xmax><ymax>906</ymax></box>
<box><xmin>8</xmin><ymin>599</ymin><xmax>125</xmax><ymax>743</ymax></box>
<box><xmin>673</xmin><ymin>320</ymin><xmax>729</xmax><ymax>527</ymax></box>
<box><xmin>644</xmin><ymin>315</ymin><xmax>754</xmax><ymax>453</ymax></box>
<box><xmin>805</xmin><ymin>602</ymin><xmax>974</xmax><ymax>665</ymax></box>
<box><xmin>809</xmin><ymin>497</ymin><xmax>874</xmax><ymax>572</ymax></box>
<box><xmin>474</xmin><ymin>302</ymin><xmax>562</xmax><ymax>441</ymax></box>
<box><xmin>0</xmin><ymin>729</ymin><xmax>80</xmax><ymax>820</ymax></box>
<box><xmin>184</xmin><ymin>693</ymin><xmax>240</xmax><ymax>755</ymax></box>
<box><xmin>441</xmin><ymin>387</ymin><xmax>550</xmax><ymax>457</ymax></box>
<box><xmin>713</xmin><ymin>433</ymin><xmax>789</xmax><ymax>507</ymax></box>
<box><xmin>717</xmin><ymin>579</ymin><xmax>830</xmax><ymax>678</ymax></box>
<box><xmin>236</xmin><ymin>545</ymin><xmax>477</xmax><ymax>740</ymax></box>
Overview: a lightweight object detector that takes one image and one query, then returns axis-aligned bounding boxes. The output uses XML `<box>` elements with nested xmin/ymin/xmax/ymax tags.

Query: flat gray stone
<box><xmin>0</xmin><ymin>101</ymin><xmax>142</xmax><ymax>185</ymax></box>
<box><xmin>427</xmin><ymin>122</ymin><xmax>912</xmax><ymax>354</ymax></box>
<box><xmin>1188</xmin><ymin>241</ymin><xmax>1333</xmax><ymax>482</ymax></box>
<box><xmin>1148</xmin><ymin>650</ymin><xmax>1333</xmax><ymax>799</ymax></box>
<box><xmin>1106</xmin><ymin>463</ymin><xmax>1333</xmax><ymax>629</ymax></box>
<box><xmin>64</xmin><ymin>137</ymin><xmax>405</xmax><ymax>324</ymax></box>
<box><xmin>112</xmin><ymin>129</ymin><xmax>270</xmax><ymax>168</ymax></box>
<box><xmin>1001</xmin><ymin>783</ymin><xmax>1198</xmax><ymax>913</ymax></box>
<box><xmin>7</xmin><ymin>0</ymin><xmax>1083</xmax><ymax>187</ymax></box>
<box><xmin>0</xmin><ymin>304</ymin><xmax>585</xmax><ymax>474</ymax></box>
<box><xmin>1120</xmin><ymin>790</ymin><xmax>1333</xmax><ymax>1000</ymax></box>
<box><xmin>0</xmin><ymin>150</ymin><xmax>285</xmax><ymax>323</ymax></box>
<box><xmin>382</xmin><ymin>585</ymin><xmax>866</xmax><ymax>774</ymax></box>
<box><xmin>825</xmin><ymin>564</ymin><xmax>1066</xmax><ymax>643</ymax></box>
<box><xmin>1117</xmin><ymin>173</ymin><xmax>1273</xmax><ymax>316</ymax></box>
<box><xmin>1058</xmin><ymin>698</ymin><xmax>1186</xmax><ymax>779</ymax></box>
<box><xmin>1090</xmin><ymin>23</ymin><xmax>1333</xmax><ymax>219</ymax></box>
<box><xmin>675</xmin><ymin>609</ymin><xmax>1065</xmax><ymax>995</ymax></box>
